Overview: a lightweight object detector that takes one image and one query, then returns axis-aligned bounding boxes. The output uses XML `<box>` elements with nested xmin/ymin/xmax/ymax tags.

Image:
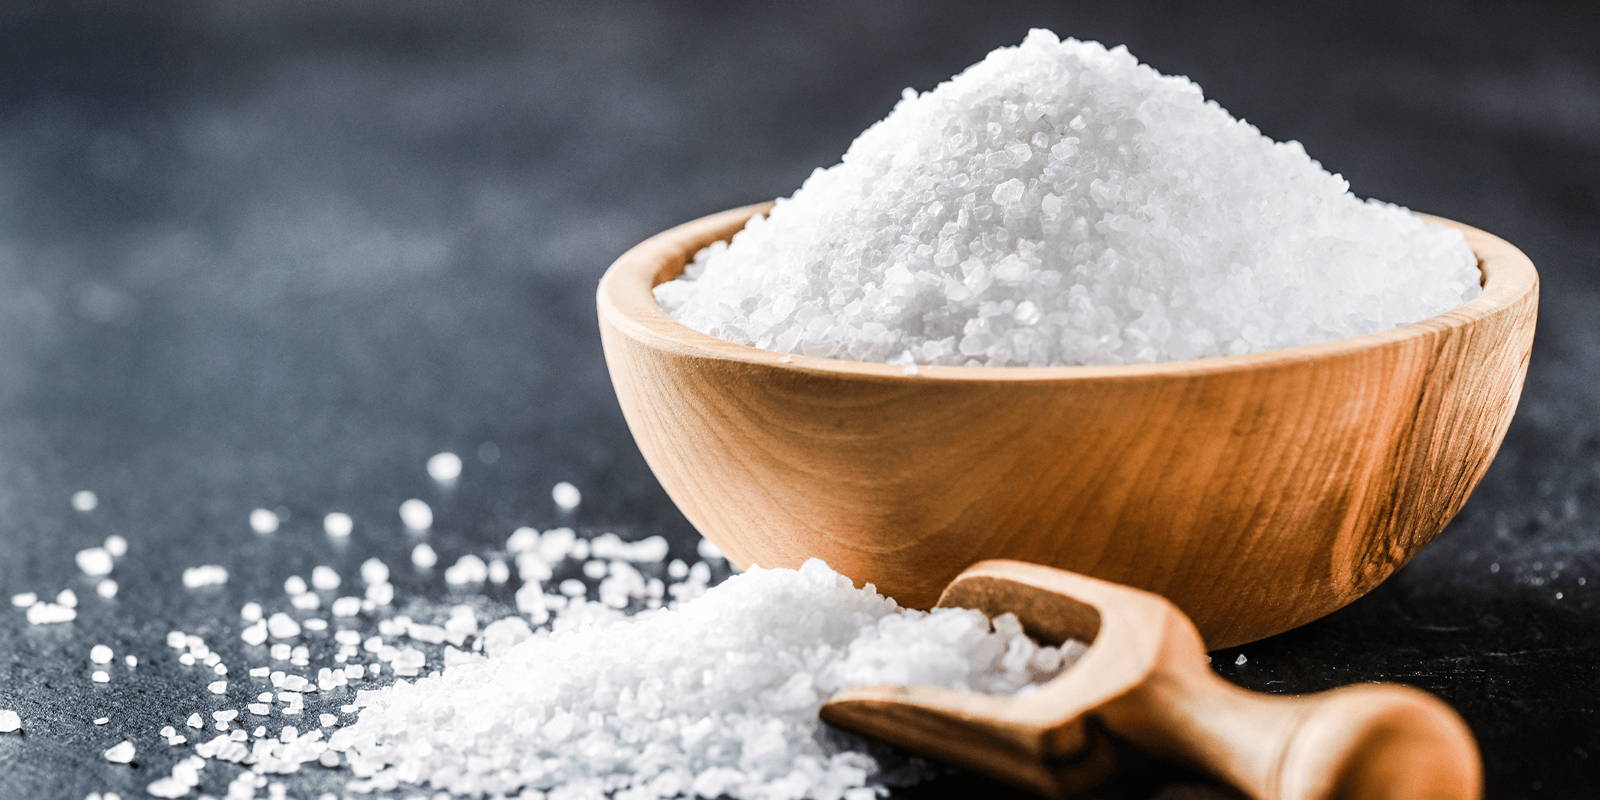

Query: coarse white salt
<box><xmin>359</xmin><ymin>558</ymin><xmax>390</xmax><ymax>585</ymax></box>
<box><xmin>96</xmin><ymin>579</ymin><xmax>118</xmax><ymax>599</ymax></box>
<box><xmin>411</xmin><ymin>543</ymin><xmax>438</xmax><ymax>569</ymax></box>
<box><xmin>57</xmin><ymin>589</ymin><xmax>78</xmax><ymax>608</ymax></box>
<box><xmin>266</xmin><ymin>613</ymin><xmax>302</xmax><ymax>640</ymax></box>
<box><xmin>0</xmin><ymin>710</ymin><xmax>20</xmax><ymax>733</ymax></box>
<box><xmin>399</xmin><ymin>499</ymin><xmax>433</xmax><ymax>531</ymax></box>
<box><xmin>655</xmin><ymin>29</ymin><xmax>1480</xmax><ymax>368</ymax></box>
<box><xmin>323</xmin><ymin>512</ymin><xmax>354</xmax><ymax>538</ymax></box>
<box><xmin>1235</xmin><ymin>654</ymin><xmax>1248</xmax><ymax>666</ymax></box>
<box><xmin>284</xmin><ymin>576</ymin><xmax>308</xmax><ymax>596</ymax></box>
<box><xmin>11</xmin><ymin>592</ymin><xmax>37</xmax><ymax>608</ymax></box>
<box><xmin>250</xmin><ymin>508</ymin><xmax>281</xmax><ymax>534</ymax></box>
<box><xmin>104</xmin><ymin>534</ymin><xmax>128</xmax><ymax>557</ymax></box>
<box><xmin>182</xmin><ymin>565</ymin><xmax>229</xmax><ymax>588</ymax></box>
<box><xmin>426</xmin><ymin>452</ymin><xmax>462</xmax><ymax>483</ymax></box>
<box><xmin>311</xmin><ymin>566</ymin><xmax>342</xmax><ymax>591</ymax></box>
<box><xmin>90</xmin><ymin>644</ymin><xmax>114</xmax><ymax>664</ymax></box>
<box><xmin>94</xmin><ymin>716</ymin><xmax>109</xmax><ymax>725</ymax></box>
<box><xmin>71</xmin><ymin>490</ymin><xmax>99</xmax><ymax>512</ymax></box>
<box><xmin>330</xmin><ymin>559</ymin><xmax>1080</xmax><ymax>798</ymax></box>
<box><xmin>76</xmin><ymin>546</ymin><xmax>114</xmax><ymax>577</ymax></box>
<box><xmin>551</xmin><ymin>481</ymin><xmax>581</xmax><ymax>510</ymax></box>
<box><xmin>92</xmin><ymin>670</ymin><xmax>110</xmax><ymax>683</ymax></box>
<box><xmin>103</xmin><ymin>739</ymin><xmax>135</xmax><ymax>763</ymax></box>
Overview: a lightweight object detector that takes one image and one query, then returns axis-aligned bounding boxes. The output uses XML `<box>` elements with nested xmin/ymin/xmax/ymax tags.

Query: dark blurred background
<box><xmin>0</xmin><ymin>1</ymin><xmax>1595</xmax><ymax>798</ymax></box>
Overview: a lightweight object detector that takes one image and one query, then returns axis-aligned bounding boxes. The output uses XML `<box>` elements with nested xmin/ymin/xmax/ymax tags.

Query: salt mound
<box><xmin>332</xmin><ymin>559</ymin><xmax>1080</xmax><ymax>798</ymax></box>
<box><xmin>656</xmin><ymin>29</ymin><xmax>1481</xmax><ymax>367</ymax></box>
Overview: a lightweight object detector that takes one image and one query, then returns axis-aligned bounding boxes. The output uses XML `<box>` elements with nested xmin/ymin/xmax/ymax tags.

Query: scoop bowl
<box><xmin>598</xmin><ymin>202</ymin><xmax>1537</xmax><ymax>647</ymax></box>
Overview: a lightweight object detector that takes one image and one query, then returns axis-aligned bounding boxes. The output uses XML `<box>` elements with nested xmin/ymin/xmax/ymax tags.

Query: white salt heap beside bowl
<box><xmin>333</xmin><ymin>558</ymin><xmax>1078</xmax><ymax>798</ymax></box>
<box><xmin>655</xmin><ymin>29</ymin><xmax>1481</xmax><ymax>367</ymax></box>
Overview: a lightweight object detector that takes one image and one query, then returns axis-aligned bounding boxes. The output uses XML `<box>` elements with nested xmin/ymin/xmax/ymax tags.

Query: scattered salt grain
<box><xmin>104</xmin><ymin>534</ymin><xmax>128</xmax><ymax>557</ymax></box>
<box><xmin>551</xmin><ymin>481</ymin><xmax>581</xmax><ymax>510</ymax></box>
<box><xmin>92</xmin><ymin>670</ymin><xmax>110</xmax><ymax>683</ymax></box>
<box><xmin>56</xmin><ymin>589</ymin><xmax>78</xmax><ymax>608</ymax></box>
<box><xmin>94</xmin><ymin>716</ymin><xmax>109</xmax><ymax>725</ymax></box>
<box><xmin>182</xmin><ymin>565</ymin><xmax>229</xmax><ymax>588</ymax></box>
<box><xmin>323</xmin><ymin>512</ymin><xmax>354</xmax><ymax>538</ymax></box>
<box><xmin>411</xmin><ymin>543</ymin><xmax>438</xmax><ymax>569</ymax></box>
<box><xmin>655</xmin><ymin>29</ymin><xmax>1479</xmax><ymax>368</ymax></box>
<box><xmin>250</xmin><ymin>508</ymin><xmax>280</xmax><ymax>534</ymax></box>
<box><xmin>1235</xmin><ymin>654</ymin><xmax>1248</xmax><ymax>666</ymax></box>
<box><xmin>311</xmin><ymin>566</ymin><xmax>342</xmax><ymax>591</ymax></box>
<box><xmin>96</xmin><ymin>579</ymin><xmax>118</xmax><ymax>599</ymax></box>
<box><xmin>359</xmin><ymin>558</ymin><xmax>389</xmax><ymax>585</ymax></box>
<box><xmin>399</xmin><ymin>499</ymin><xmax>433</xmax><ymax>531</ymax></box>
<box><xmin>90</xmin><ymin>644</ymin><xmax>114</xmax><ymax>664</ymax></box>
<box><xmin>71</xmin><ymin>490</ymin><xmax>99</xmax><ymax>512</ymax></box>
<box><xmin>11</xmin><ymin>592</ymin><xmax>37</xmax><ymax>608</ymax></box>
<box><xmin>76</xmin><ymin>546</ymin><xmax>114</xmax><ymax>577</ymax></box>
<box><xmin>426</xmin><ymin>451</ymin><xmax>462</xmax><ymax>483</ymax></box>
<box><xmin>266</xmin><ymin>613</ymin><xmax>302</xmax><ymax>640</ymax></box>
<box><xmin>0</xmin><ymin>710</ymin><xmax>20</xmax><ymax>733</ymax></box>
<box><xmin>103</xmin><ymin>740</ymin><xmax>135</xmax><ymax>763</ymax></box>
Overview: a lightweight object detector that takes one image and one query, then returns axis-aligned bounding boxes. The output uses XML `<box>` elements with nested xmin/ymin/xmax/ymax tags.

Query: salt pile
<box><xmin>8</xmin><ymin>476</ymin><xmax>1077</xmax><ymax>799</ymax></box>
<box><xmin>331</xmin><ymin>559</ymin><xmax>1079</xmax><ymax>798</ymax></box>
<box><xmin>656</xmin><ymin>29</ymin><xmax>1481</xmax><ymax>367</ymax></box>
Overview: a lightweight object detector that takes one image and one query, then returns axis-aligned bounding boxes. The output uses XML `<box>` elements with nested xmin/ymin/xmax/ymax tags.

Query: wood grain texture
<box><xmin>598</xmin><ymin>203</ymin><xmax>1538</xmax><ymax>648</ymax></box>
<box><xmin>821</xmin><ymin>560</ymin><xmax>1482</xmax><ymax>800</ymax></box>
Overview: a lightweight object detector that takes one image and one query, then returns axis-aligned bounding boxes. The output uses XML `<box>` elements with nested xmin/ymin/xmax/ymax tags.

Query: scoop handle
<box><xmin>1102</xmin><ymin>669</ymin><xmax>1482</xmax><ymax>800</ymax></box>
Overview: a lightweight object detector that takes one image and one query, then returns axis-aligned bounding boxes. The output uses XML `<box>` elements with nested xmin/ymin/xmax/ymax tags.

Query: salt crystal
<box><xmin>94</xmin><ymin>716</ymin><xmax>109</xmax><ymax>725</ymax></box>
<box><xmin>91</xmin><ymin>670</ymin><xmax>110</xmax><ymax>683</ymax></box>
<box><xmin>182</xmin><ymin>565</ymin><xmax>229</xmax><ymax>588</ymax></box>
<box><xmin>284</xmin><ymin>575</ymin><xmax>308</xmax><ymax>595</ymax></box>
<box><xmin>90</xmin><ymin>644</ymin><xmax>114</xmax><ymax>664</ymax></box>
<box><xmin>249</xmin><ymin>508</ymin><xmax>280</xmax><ymax>534</ymax></box>
<box><xmin>103</xmin><ymin>740</ymin><xmax>135</xmax><ymax>763</ymax></box>
<box><xmin>551</xmin><ymin>481</ymin><xmax>581</xmax><ymax>510</ymax></box>
<box><xmin>104</xmin><ymin>535</ymin><xmax>128</xmax><ymax>557</ymax></box>
<box><xmin>323</xmin><ymin>512</ymin><xmax>354</xmax><ymax>538</ymax></box>
<box><xmin>96</xmin><ymin>579</ymin><xmax>118</xmax><ymax>599</ymax></box>
<box><xmin>76</xmin><ymin>547</ymin><xmax>115</xmax><ymax>577</ymax></box>
<box><xmin>28</xmin><ymin>603</ymin><xmax>76</xmax><ymax>624</ymax></box>
<box><xmin>411</xmin><ymin>543</ymin><xmax>437</xmax><ymax>569</ymax></box>
<box><xmin>266</xmin><ymin>613</ymin><xmax>301</xmax><ymax>640</ymax></box>
<box><xmin>1235</xmin><ymin>654</ymin><xmax>1248</xmax><ymax>666</ymax></box>
<box><xmin>11</xmin><ymin>592</ymin><xmax>37</xmax><ymax>608</ymax></box>
<box><xmin>71</xmin><ymin>490</ymin><xmax>99</xmax><ymax>511</ymax></box>
<box><xmin>56</xmin><ymin>589</ymin><xmax>78</xmax><ymax>608</ymax></box>
<box><xmin>655</xmin><ymin>29</ymin><xmax>1480</xmax><ymax>368</ymax></box>
<box><xmin>359</xmin><ymin>558</ymin><xmax>389</xmax><ymax>585</ymax></box>
<box><xmin>399</xmin><ymin>499</ymin><xmax>433</xmax><ymax>531</ymax></box>
<box><xmin>208</xmin><ymin>680</ymin><xmax>227</xmax><ymax>694</ymax></box>
<box><xmin>0</xmin><ymin>710</ymin><xmax>20</xmax><ymax>733</ymax></box>
<box><xmin>426</xmin><ymin>452</ymin><xmax>462</xmax><ymax>483</ymax></box>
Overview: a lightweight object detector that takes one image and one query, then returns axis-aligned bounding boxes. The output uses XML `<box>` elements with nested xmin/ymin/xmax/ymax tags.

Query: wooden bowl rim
<box><xmin>598</xmin><ymin>202</ymin><xmax>1538</xmax><ymax>382</ymax></box>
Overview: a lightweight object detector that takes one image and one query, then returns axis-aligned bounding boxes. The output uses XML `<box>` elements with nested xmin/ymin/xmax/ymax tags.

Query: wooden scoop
<box><xmin>821</xmin><ymin>560</ymin><xmax>1481</xmax><ymax>800</ymax></box>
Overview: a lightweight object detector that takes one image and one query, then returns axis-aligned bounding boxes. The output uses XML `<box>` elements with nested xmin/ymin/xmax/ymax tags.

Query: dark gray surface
<box><xmin>0</xmin><ymin>2</ymin><xmax>1596</xmax><ymax>798</ymax></box>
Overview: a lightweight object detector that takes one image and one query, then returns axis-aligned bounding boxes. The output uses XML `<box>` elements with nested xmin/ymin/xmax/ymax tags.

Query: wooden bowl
<box><xmin>598</xmin><ymin>203</ymin><xmax>1538</xmax><ymax>648</ymax></box>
